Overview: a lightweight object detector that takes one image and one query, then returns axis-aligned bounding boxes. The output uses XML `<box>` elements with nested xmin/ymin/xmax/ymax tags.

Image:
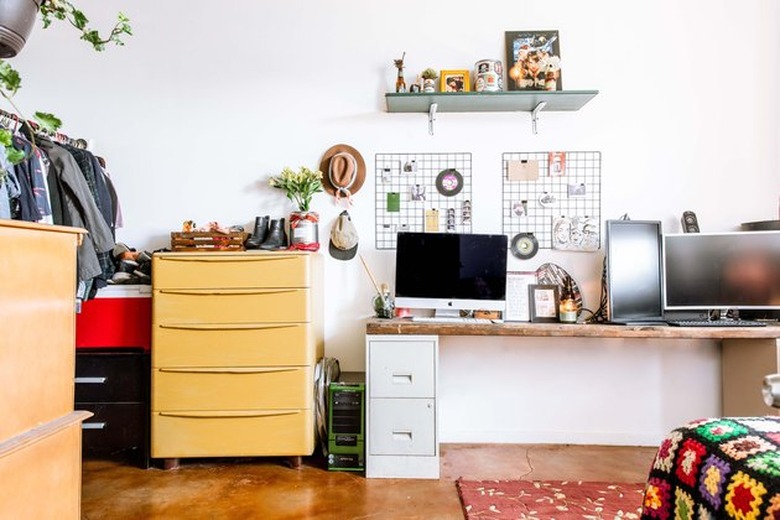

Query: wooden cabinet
<box><xmin>365</xmin><ymin>335</ymin><xmax>439</xmax><ymax>478</ymax></box>
<box><xmin>0</xmin><ymin>220</ymin><xmax>91</xmax><ymax>519</ymax></box>
<box><xmin>151</xmin><ymin>251</ymin><xmax>323</xmax><ymax>461</ymax></box>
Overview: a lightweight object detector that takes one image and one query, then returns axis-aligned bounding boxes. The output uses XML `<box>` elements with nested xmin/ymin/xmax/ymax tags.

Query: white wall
<box><xmin>11</xmin><ymin>0</ymin><xmax>779</xmax><ymax>444</ymax></box>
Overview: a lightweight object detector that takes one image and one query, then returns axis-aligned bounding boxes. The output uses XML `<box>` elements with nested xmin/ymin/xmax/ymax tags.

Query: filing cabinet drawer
<box><xmin>369</xmin><ymin>339</ymin><xmax>435</xmax><ymax>398</ymax></box>
<box><xmin>368</xmin><ymin>398</ymin><xmax>435</xmax><ymax>456</ymax></box>
<box><xmin>75</xmin><ymin>352</ymin><xmax>148</xmax><ymax>402</ymax></box>
<box><xmin>154</xmin><ymin>288</ymin><xmax>310</xmax><ymax>324</ymax></box>
<box><xmin>78</xmin><ymin>402</ymin><xmax>146</xmax><ymax>451</ymax></box>
<box><xmin>153</xmin><ymin>253</ymin><xmax>310</xmax><ymax>290</ymax></box>
<box><xmin>151</xmin><ymin>409</ymin><xmax>314</xmax><ymax>458</ymax></box>
<box><xmin>153</xmin><ymin>323</ymin><xmax>315</xmax><ymax>368</ymax></box>
<box><xmin>152</xmin><ymin>366</ymin><xmax>312</xmax><ymax>411</ymax></box>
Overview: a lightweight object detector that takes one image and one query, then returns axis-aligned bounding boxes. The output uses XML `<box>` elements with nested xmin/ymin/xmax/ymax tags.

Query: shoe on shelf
<box><xmin>245</xmin><ymin>215</ymin><xmax>270</xmax><ymax>250</ymax></box>
<box><xmin>259</xmin><ymin>218</ymin><xmax>288</xmax><ymax>250</ymax></box>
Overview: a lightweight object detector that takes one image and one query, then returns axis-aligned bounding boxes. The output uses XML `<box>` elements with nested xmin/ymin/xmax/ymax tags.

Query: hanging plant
<box><xmin>0</xmin><ymin>0</ymin><xmax>132</xmax><ymax>180</ymax></box>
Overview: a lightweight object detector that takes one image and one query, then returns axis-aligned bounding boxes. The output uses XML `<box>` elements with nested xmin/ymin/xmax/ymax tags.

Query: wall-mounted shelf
<box><xmin>385</xmin><ymin>90</ymin><xmax>599</xmax><ymax>135</ymax></box>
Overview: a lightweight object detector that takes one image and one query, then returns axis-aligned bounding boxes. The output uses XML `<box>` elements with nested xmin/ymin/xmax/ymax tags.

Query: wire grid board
<box><xmin>502</xmin><ymin>151</ymin><xmax>601</xmax><ymax>251</ymax></box>
<box><xmin>375</xmin><ymin>152</ymin><xmax>472</xmax><ymax>249</ymax></box>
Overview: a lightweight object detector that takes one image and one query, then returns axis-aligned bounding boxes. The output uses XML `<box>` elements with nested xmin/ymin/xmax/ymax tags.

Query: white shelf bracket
<box><xmin>428</xmin><ymin>103</ymin><xmax>438</xmax><ymax>136</ymax></box>
<box><xmin>531</xmin><ymin>101</ymin><xmax>547</xmax><ymax>135</ymax></box>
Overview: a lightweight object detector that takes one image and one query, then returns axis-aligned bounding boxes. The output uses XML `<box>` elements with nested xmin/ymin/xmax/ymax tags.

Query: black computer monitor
<box><xmin>663</xmin><ymin>231</ymin><xmax>780</xmax><ymax>312</ymax></box>
<box><xmin>605</xmin><ymin>220</ymin><xmax>665</xmax><ymax>324</ymax></box>
<box><xmin>394</xmin><ymin>232</ymin><xmax>508</xmax><ymax>317</ymax></box>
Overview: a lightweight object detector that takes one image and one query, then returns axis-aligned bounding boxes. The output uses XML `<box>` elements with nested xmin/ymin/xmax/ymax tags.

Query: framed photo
<box><xmin>505</xmin><ymin>30</ymin><xmax>562</xmax><ymax>91</ymax></box>
<box><xmin>440</xmin><ymin>69</ymin><xmax>470</xmax><ymax>92</ymax></box>
<box><xmin>528</xmin><ymin>284</ymin><xmax>559</xmax><ymax>322</ymax></box>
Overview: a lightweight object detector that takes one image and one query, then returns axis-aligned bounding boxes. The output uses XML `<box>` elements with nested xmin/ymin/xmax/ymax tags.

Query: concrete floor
<box><xmin>81</xmin><ymin>444</ymin><xmax>657</xmax><ymax>519</ymax></box>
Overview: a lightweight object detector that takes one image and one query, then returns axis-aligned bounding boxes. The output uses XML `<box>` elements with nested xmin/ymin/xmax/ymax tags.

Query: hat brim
<box><xmin>319</xmin><ymin>144</ymin><xmax>366</xmax><ymax>197</ymax></box>
<box><xmin>329</xmin><ymin>239</ymin><xmax>358</xmax><ymax>261</ymax></box>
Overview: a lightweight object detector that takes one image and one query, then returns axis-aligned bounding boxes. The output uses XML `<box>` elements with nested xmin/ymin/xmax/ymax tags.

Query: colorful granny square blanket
<box><xmin>642</xmin><ymin>417</ymin><xmax>780</xmax><ymax>519</ymax></box>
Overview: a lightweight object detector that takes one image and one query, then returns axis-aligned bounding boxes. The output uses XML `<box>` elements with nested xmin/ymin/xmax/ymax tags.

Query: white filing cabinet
<box><xmin>365</xmin><ymin>335</ymin><xmax>439</xmax><ymax>478</ymax></box>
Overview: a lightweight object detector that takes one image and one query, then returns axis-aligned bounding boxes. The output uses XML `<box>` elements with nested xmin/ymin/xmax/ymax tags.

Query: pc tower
<box><xmin>327</xmin><ymin>373</ymin><xmax>365</xmax><ymax>471</ymax></box>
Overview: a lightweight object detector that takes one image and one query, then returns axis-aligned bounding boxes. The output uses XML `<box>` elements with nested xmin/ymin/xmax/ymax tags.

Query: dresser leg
<box><xmin>163</xmin><ymin>458</ymin><xmax>180</xmax><ymax>470</ymax></box>
<box><xmin>287</xmin><ymin>456</ymin><xmax>302</xmax><ymax>469</ymax></box>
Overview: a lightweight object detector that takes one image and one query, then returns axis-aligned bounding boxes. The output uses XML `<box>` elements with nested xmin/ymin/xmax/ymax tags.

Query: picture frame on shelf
<box><xmin>505</xmin><ymin>30</ymin><xmax>562</xmax><ymax>91</ymax></box>
<box><xmin>440</xmin><ymin>70</ymin><xmax>470</xmax><ymax>92</ymax></box>
<box><xmin>528</xmin><ymin>284</ymin><xmax>560</xmax><ymax>322</ymax></box>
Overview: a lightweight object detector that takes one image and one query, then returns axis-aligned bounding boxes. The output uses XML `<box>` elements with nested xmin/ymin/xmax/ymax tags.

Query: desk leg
<box><xmin>722</xmin><ymin>338</ymin><xmax>780</xmax><ymax>417</ymax></box>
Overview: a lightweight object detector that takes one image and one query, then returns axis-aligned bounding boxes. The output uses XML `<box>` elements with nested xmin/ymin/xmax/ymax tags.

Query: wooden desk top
<box><xmin>366</xmin><ymin>319</ymin><xmax>780</xmax><ymax>340</ymax></box>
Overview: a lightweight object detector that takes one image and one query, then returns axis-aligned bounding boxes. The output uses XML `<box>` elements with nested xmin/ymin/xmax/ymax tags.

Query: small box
<box><xmin>76</xmin><ymin>285</ymin><xmax>152</xmax><ymax>351</ymax></box>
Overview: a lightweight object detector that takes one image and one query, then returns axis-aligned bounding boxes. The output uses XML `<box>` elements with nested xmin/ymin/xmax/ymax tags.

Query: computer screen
<box><xmin>605</xmin><ymin>220</ymin><xmax>665</xmax><ymax>323</ymax></box>
<box><xmin>663</xmin><ymin>231</ymin><xmax>780</xmax><ymax>311</ymax></box>
<box><xmin>394</xmin><ymin>232</ymin><xmax>508</xmax><ymax>316</ymax></box>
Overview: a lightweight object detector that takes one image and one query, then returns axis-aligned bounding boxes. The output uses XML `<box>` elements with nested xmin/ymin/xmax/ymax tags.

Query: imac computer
<box><xmin>394</xmin><ymin>232</ymin><xmax>508</xmax><ymax>317</ymax></box>
<box><xmin>605</xmin><ymin>219</ymin><xmax>666</xmax><ymax>324</ymax></box>
<box><xmin>663</xmin><ymin>230</ymin><xmax>780</xmax><ymax>318</ymax></box>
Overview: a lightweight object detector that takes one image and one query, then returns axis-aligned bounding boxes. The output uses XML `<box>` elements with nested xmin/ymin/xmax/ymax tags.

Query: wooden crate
<box><xmin>170</xmin><ymin>232</ymin><xmax>249</xmax><ymax>252</ymax></box>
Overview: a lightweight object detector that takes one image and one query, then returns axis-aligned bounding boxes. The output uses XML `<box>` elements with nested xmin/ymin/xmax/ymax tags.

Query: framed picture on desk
<box><xmin>529</xmin><ymin>284</ymin><xmax>559</xmax><ymax>322</ymax></box>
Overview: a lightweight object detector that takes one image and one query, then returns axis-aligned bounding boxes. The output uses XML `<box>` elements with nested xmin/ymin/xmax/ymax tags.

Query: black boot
<box><xmin>259</xmin><ymin>218</ymin><xmax>288</xmax><ymax>250</ymax></box>
<box><xmin>245</xmin><ymin>215</ymin><xmax>270</xmax><ymax>249</ymax></box>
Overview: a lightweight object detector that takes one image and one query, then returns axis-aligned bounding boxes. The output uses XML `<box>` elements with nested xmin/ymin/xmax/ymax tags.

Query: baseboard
<box><xmin>440</xmin><ymin>429</ymin><xmax>665</xmax><ymax>447</ymax></box>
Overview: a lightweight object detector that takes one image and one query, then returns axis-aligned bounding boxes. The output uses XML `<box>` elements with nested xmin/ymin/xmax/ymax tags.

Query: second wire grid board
<box><xmin>374</xmin><ymin>152</ymin><xmax>472</xmax><ymax>250</ymax></box>
<box><xmin>502</xmin><ymin>151</ymin><xmax>602</xmax><ymax>251</ymax></box>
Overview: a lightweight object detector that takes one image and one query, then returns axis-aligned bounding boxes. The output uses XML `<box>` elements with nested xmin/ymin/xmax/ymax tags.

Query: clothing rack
<box><xmin>0</xmin><ymin>107</ymin><xmax>87</xmax><ymax>149</ymax></box>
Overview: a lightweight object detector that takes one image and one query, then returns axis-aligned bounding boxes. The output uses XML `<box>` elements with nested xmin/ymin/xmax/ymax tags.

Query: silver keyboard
<box><xmin>667</xmin><ymin>319</ymin><xmax>766</xmax><ymax>328</ymax></box>
<box><xmin>411</xmin><ymin>316</ymin><xmax>492</xmax><ymax>324</ymax></box>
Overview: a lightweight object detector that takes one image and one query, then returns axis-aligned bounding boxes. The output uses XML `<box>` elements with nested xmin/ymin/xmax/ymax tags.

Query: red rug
<box><xmin>456</xmin><ymin>479</ymin><xmax>645</xmax><ymax>519</ymax></box>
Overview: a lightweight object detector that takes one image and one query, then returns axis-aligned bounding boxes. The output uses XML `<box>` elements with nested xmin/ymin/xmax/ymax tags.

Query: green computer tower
<box><xmin>327</xmin><ymin>374</ymin><xmax>365</xmax><ymax>471</ymax></box>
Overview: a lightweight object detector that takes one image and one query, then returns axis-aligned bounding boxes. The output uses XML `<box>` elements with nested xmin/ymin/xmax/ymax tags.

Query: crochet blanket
<box><xmin>642</xmin><ymin>417</ymin><xmax>780</xmax><ymax>519</ymax></box>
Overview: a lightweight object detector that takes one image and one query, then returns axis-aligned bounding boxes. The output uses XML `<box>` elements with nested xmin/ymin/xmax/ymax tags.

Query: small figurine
<box><xmin>393</xmin><ymin>52</ymin><xmax>407</xmax><ymax>93</ymax></box>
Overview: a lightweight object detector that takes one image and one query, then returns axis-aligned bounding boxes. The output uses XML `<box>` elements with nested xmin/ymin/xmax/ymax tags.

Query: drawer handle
<box><xmin>159</xmin><ymin>289</ymin><xmax>300</xmax><ymax>296</ymax></box>
<box><xmin>158</xmin><ymin>367</ymin><xmax>298</xmax><ymax>374</ymax></box>
<box><xmin>82</xmin><ymin>422</ymin><xmax>107</xmax><ymax>430</ymax></box>
<box><xmin>75</xmin><ymin>377</ymin><xmax>107</xmax><ymax>384</ymax></box>
<box><xmin>159</xmin><ymin>410</ymin><xmax>300</xmax><ymax>419</ymax></box>
<box><xmin>159</xmin><ymin>323</ymin><xmax>299</xmax><ymax>331</ymax></box>
<box><xmin>392</xmin><ymin>430</ymin><xmax>413</xmax><ymax>442</ymax></box>
<box><xmin>161</xmin><ymin>256</ymin><xmax>300</xmax><ymax>263</ymax></box>
<box><xmin>392</xmin><ymin>373</ymin><xmax>413</xmax><ymax>385</ymax></box>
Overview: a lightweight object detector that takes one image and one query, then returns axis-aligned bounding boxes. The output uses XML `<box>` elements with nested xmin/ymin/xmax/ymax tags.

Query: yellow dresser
<box><xmin>151</xmin><ymin>251</ymin><xmax>323</xmax><ymax>460</ymax></box>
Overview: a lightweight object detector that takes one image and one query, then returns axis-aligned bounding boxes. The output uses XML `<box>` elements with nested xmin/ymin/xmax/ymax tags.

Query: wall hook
<box><xmin>531</xmin><ymin>101</ymin><xmax>547</xmax><ymax>135</ymax></box>
<box><xmin>428</xmin><ymin>103</ymin><xmax>438</xmax><ymax>136</ymax></box>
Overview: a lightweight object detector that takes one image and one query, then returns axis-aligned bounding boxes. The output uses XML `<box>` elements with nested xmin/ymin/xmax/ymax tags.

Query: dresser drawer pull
<box><xmin>75</xmin><ymin>377</ymin><xmax>107</xmax><ymax>384</ymax></box>
<box><xmin>158</xmin><ymin>367</ymin><xmax>298</xmax><ymax>375</ymax></box>
<box><xmin>159</xmin><ymin>323</ymin><xmax>299</xmax><ymax>331</ymax></box>
<box><xmin>82</xmin><ymin>422</ymin><xmax>107</xmax><ymax>430</ymax></box>
<box><xmin>392</xmin><ymin>430</ymin><xmax>413</xmax><ymax>442</ymax></box>
<box><xmin>161</xmin><ymin>256</ymin><xmax>300</xmax><ymax>264</ymax></box>
<box><xmin>392</xmin><ymin>373</ymin><xmax>413</xmax><ymax>385</ymax></box>
<box><xmin>159</xmin><ymin>410</ymin><xmax>301</xmax><ymax>419</ymax></box>
<box><xmin>158</xmin><ymin>289</ymin><xmax>300</xmax><ymax>296</ymax></box>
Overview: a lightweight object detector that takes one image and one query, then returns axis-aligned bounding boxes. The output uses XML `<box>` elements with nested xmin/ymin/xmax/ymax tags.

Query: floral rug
<box><xmin>456</xmin><ymin>479</ymin><xmax>645</xmax><ymax>519</ymax></box>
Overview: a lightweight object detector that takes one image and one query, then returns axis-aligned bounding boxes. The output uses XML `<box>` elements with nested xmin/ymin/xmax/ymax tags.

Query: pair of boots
<box><xmin>245</xmin><ymin>216</ymin><xmax>288</xmax><ymax>250</ymax></box>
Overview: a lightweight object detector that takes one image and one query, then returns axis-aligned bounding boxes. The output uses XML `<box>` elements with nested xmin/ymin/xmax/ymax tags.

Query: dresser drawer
<box><xmin>152</xmin><ymin>367</ymin><xmax>312</xmax><ymax>411</ymax></box>
<box><xmin>153</xmin><ymin>253</ymin><xmax>310</xmax><ymax>290</ymax></box>
<box><xmin>153</xmin><ymin>323</ymin><xmax>315</xmax><ymax>368</ymax></box>
<box><xmin>151</xmin><ymin>409</ymin><xmax>314</xmax><ymax>458</ymax></box>
<box><xmin>368</xmin><ymin>398</ymin><xmax>435</xmax><ymax>456</ymax></box>
<box><xmin>75</xmin><ymin>352</ymin><xmax>148</xmax><ymax>402</ymax></box>
<box><xmin>78</xmin><ymin>402</ymin><xmax>146</xmax><ymax>451</ymax></box>
<box><xmin>369</xmin><ymin>339</ymin><xmax>435</xmax><ymax>399</ymax></box>
<box><xmin>154</xmin><ymin>288</ymin><xmax>310</xmax><ymax>324</ymax></box>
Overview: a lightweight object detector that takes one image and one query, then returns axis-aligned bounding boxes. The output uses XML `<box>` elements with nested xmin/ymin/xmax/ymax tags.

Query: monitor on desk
<box><xmin>663</xmin><ymin>231</ymin><xmax>780</xmax><ymax>313</ymax></box>
<box><xmin>394</xmin><ymin>232</ymin><xmax>508</xmax><ymax>317</ymax></box>
<box><xmin>605</xmin><ymin>219</ymin><xmax>665</xmax><ymax>324</ymax></box>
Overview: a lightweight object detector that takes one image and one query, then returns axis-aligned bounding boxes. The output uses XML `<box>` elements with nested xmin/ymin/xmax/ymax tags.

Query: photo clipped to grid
<box><xmin>502</xmin><ymin>151</ymin><xmax>601</xmax><ymax>251</ymax></box>
<box><xmin>374</xmin><ymin>152</ymin><xmax>472</xmax><ymax>250</ymax></box>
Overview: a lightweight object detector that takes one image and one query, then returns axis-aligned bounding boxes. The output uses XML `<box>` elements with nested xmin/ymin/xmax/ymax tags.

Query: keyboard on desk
<box><xmin>666</xmin><ymin>319</ymin><xmax>767</xmax><ymax>328</ymax></box>
<box><xmin>411</xmin><ymin>316</ymin><xmax>492</xmax><ymax>324</ymax></box>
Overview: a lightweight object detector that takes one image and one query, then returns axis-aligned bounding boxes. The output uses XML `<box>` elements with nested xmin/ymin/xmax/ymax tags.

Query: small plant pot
<box><xmin>0</xmin><ymin>0</ymin><xmax>45</xmax><ymax>58</ymax></box>
<box><xmin>289</xmin><ymin>211</ymin><xmax>320</xmax><ymax>251</ymax></box>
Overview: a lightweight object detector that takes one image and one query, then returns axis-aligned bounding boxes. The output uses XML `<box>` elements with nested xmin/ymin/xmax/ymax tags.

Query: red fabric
<box><xmin>457</xmin><ymin>479</ymin><xmax>645</xmax><ymax>519</ymax></box>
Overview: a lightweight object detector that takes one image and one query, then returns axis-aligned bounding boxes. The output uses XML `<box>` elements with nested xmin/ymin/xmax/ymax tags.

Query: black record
<box><xmin>510</xmin><ymin>232</ymin><xmax>538</xmax><ymax>259</ymax></box>
<box><xmin>435</xmin><ymin>169</ymin><xmax>464</xmax><ymax>197</ymax></box>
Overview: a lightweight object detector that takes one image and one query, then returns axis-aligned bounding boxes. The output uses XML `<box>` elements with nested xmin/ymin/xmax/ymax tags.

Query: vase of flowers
<box><xmin>269</xmin><ymin>166</ymin><xmax>323</xmax><ymax>251</ymax></box>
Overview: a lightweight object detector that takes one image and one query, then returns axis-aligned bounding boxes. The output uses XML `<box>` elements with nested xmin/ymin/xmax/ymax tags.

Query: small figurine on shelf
<box><xmin>421</xmin><ymin>68</ymin><xmax>438</xmax><ymax>93</ymax></box>
<box><xmin>394</xmin><ymin>52</ymin><xmax>407</xmax><ymax>93</ymax></box>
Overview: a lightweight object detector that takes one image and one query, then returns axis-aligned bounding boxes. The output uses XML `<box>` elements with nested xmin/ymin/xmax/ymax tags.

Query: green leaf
<box><xmin>5</xmin><ymin>146</ymin><xmax>26</xmax><ymax>165</ymax></box>
<box><xmin>0</xmin><ymin>129</ymin><xmax>12</xmax><ymax>147</ymax></box>
<box><xmin>0</xmin><ymin>61</ymin><xmax>22</xmax><ymax>95</ymax></box>
<box><xmin>33</xmin><ymin>112</ymin><xmax>63</xmax><ymax>133</ymax></box>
